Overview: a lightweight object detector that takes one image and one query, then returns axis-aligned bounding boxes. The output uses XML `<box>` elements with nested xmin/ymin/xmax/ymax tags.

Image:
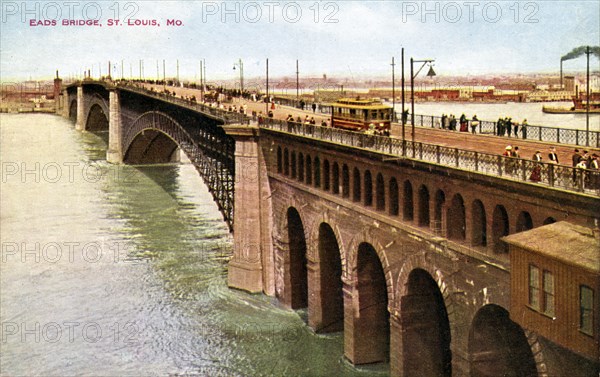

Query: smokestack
<box><xmin>560</xmin><ymin>60</ymin><xmax>562</xmax><ymax>89</ymax></box>
<box><xmin>56</xmin><ymin>70</ymin><xmax>59</xmax><ymax>79</ymax></box>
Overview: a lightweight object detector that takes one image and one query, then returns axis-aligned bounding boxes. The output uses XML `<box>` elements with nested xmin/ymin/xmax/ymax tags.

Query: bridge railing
<box><xmin>259</xmin><ymin>118</ymin><xmax>600</xmax><ymax>196</ymax></box>
<box><xmin>118</xmin><ymin>83</ymin><xmax>250</xmax><ymax>125</ymax></box>
<box><xmin>407</xmin><ymin>114</ymin><xmax>600</xmax><ymax>148</ymax></box>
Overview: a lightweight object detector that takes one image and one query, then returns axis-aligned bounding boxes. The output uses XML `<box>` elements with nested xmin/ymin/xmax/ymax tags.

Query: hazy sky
<box><xmin>1</xmin><ymin>0</ymin><xmax>599</xmax><ymax>81</ymax></box>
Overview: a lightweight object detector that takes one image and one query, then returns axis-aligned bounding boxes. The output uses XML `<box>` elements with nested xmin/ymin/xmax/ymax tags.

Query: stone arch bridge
<box><xmin>62</xmin><ymin>80</ymin><xmax>599</xmax><ymax>376</ymax></box>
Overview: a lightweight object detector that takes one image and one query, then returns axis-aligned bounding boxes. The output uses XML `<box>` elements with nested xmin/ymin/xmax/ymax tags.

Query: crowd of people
<box><xmin>500</xmin><ymin>144</ymin><xmax>599</xmax><ymax>189</ymax></box>
<box><xmin>436</xmin><ymin>113</ymin><xmax>529</xmax><ymax>139</ymax></box>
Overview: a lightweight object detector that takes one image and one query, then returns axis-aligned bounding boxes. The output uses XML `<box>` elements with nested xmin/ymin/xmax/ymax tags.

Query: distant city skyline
<box><xmin>1</xmin><ymin>1</ymin><xmax>599</xmax><ymax>81</ymax></box>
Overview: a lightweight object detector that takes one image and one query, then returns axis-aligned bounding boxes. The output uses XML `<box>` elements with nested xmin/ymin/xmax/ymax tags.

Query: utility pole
<box><xmin>391</xmin><ymin>56</ymin><xmax>395</xmax><ymax>122</ymax></box>
<box><xmin>401</xmin><ymin>48</ymin><xmax>405</xmax><ymax>155</ymax></box>
<box><xmin>296</xmin><ymin>59</ymin><xmax>299</xmax><ymax>102</ymax></box>
<box><xmin>266</xmin><ymin>58</ymin><xmax>269</xmax><ymax>114</ymax></box>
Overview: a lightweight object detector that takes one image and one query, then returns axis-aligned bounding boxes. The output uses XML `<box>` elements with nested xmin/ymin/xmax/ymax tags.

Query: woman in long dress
<box><xmin>529</xmin><ymin>151</ymin><xmax>542</xmax><ymax>182</ymax></box>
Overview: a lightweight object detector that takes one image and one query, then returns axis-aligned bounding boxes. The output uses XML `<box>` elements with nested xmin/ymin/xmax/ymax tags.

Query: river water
<box><xmin>394</xmin><ymin>101</ymin><xmax>600</xmax><ymax>130</ymax></box>
<box><xmin>0</xmin><ymin>114</ymin><xmax>386</xmax><ymax>376</ymax></box>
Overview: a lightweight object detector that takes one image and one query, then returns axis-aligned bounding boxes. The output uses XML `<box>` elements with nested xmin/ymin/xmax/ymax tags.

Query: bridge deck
<box><xmin>141</xmin><ymin>83</ymin><xmax>599</xmax><ymax>168</ymax></box>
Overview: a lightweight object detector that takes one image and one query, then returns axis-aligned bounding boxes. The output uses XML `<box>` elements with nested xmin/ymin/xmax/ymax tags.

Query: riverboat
<box><xmin>542</xmin><ymin>94</ymin><xmax>600</xmax><ymax>114</ymax></box>
<box><xmin>329</xmin><ymin>98</ymin><xmax>393</xmax><ymax>133</ymax></box>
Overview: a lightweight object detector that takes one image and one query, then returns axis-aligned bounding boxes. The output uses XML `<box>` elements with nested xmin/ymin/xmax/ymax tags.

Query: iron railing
<box><xmin>407</xmin><ymin>114</ymin><xmax>600</xmax><ymax>148</ymax></box>
<box><xmin>259</xmin><ymin>118</ymin><xmax>600</xmax><ymax>197</ymax></box>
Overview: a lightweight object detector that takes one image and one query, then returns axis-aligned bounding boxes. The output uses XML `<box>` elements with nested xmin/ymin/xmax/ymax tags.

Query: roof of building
<box><xmin>503</xmin><ymin>221</ymin><xmax>600</xmax><ymax>273</ymax></box>
<box><xmin>329</xmin><ymin>98</ymin><xmax>391</xmax><ymax>110</ymax></box>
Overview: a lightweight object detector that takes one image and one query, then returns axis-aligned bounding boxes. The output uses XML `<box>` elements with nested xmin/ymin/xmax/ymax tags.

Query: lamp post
<box><xmin>266</xmin><ymin>58</ymin><xmax>270</xmax><ymax>114</ymax></box>
<box><xmin>410</xmin><ymin>57</ymin><xmax>436</xmax><ymax>143</ymax></box>
<box><xmin>391</xmin><ymin>56</ymin><xmax>395</xmax><ymax>122</ymax></box>
<box><xmin>233</xmin><ymin>58</ymin><xmax>244</xmax><ymax>94</ymax></box>
<box><xmin>585</xmin><ymin>46</ymin><xmax>590</xmax><ymax>147</ymax></box>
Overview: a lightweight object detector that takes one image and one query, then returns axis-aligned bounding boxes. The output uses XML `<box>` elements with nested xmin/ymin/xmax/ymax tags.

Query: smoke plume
<box><xmin>561</xmin><ymin>46</ymin><xmax>600</xmax><ymax>62</ymax></box>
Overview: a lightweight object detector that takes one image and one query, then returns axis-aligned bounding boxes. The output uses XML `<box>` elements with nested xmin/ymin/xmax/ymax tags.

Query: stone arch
<box><xmin>286</xmin><ymin>206</ymin><xmax>308</xmax><ymax>309</ymax></box>
<box><xmin>290</xmin><ymin>151</ymin><xmax>297</xmax><ymax>179</ymax></box>
<box><xmin>305</xmin><ymin>155</ymin><xmax>312</xmax><ymax>185</ymax></box>
<box><xmin>543</xmin><ymin>216</ymin><xmax>556</xmax><ymax>225</ymax></box>
<box><xmin>516</xmin><ymin>211</ymin><xmax>534</xmax><ymax>233</ymax></box>
<box><xmin>306</xmin><ymin>215</ymin><xmax>346</xmax><ymax>333</ymax></box>
<box><xmin>69</xmin><ymin>99</ymin><xmax>77</xmax><ymax>122</ymax></box>
<box><xmin>276</xmin><ymin>146</ymin><xmax>282</xmax><ymax>173</ymax></box>
<box><xmin>332</xmin><ymin>162</ymin><xmax>340</xmax><ymax>195</ymax></box>
<box><xmin>364</xmin><ymin>170</ymin><xmax>373</xmax><ymax>206</ymax></box>
<box><xmin>323</xmin><ymin>159</ymin><xmax>331</xmax><ymax>191</ymax></box>
<box><xmin>353</xmin><ymin>167</ymin><xmax>361</xmax><ymax>202</ymax></box>
<box><xmin>84</xmin><ymin>93</ymin><xmax>109</xmax><ymax>131</ymax></box>
<box><xmin>471</xmin><ymin>199</ymin><xmax>487</xmax><ymax>246</ymax></box>
<box><xmin>273</xmin><ymin>197</ymin><xmax>312</xmax><ymax>306</ymax></box>
<box><xmin>347</xmin><ymin>230</ymin><xmax>394</xmax><ymax>306</ymax></box>
<box><xmin>314</xmin><ymin>156</ymin><xmax>321</xmax><ymax>188</ymax></box>
<box><xmin>348</xmin><ymin>241</ymin><xmax>391</xmax><ymax>365</ymax></box>
<box><xmin>283</xmin><ymin>148</ymin><xmax>290</xmax><ymax>176</ymax></box>
<box><xmin>376</xmin><ymin>173</ymin><xmax>385</xmax><ymax>211</ymax></box>
<box><xmin>342</xmin><ymin>164</ymin><xmax>350</xmax><ymax>198</ymax></box>
<box><xmin>403</xmin><ymin>180</ymin><xmax>414</xmax><ymax>221</ymax></box>
<box><xmin>492</xmin><ymin>205</ymin><xmax>510</xmax><ymax>253</ymax></box>
<box><xmin>389</xmin><ymin>177</ymin><xmax>399</xmax><ymax>216</ymax></box>
<box><xmin>447</xmin><ymin>193</ymin><xmax>466</xmax><ymax>240</ymax></box>
<box><xmin>469</xmin><ymin>304</ymin><xmax>537</xmax><ymax>377</ymax></box>
<box><xmin>298</xmin><ymin>152</ymin><xmax>304</xmax><ymax>181</ymax></box>
<box><xmin>393</xmin><ymin>252</ymin><xmax>457</xmax><ymax>376</ymax></box>
<box><xmin>434</xmin><ymin>189</ymin><xmax>446</xmax><ymax>235</ymax></box>
<box><xmin>418</xmin><ymin>184</ymin><xmax>430</xmax><ymax>227</ymax></box>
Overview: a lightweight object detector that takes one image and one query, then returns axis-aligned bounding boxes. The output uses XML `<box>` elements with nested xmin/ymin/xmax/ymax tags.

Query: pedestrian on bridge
<box><xmin>470</xmin><ymin>115</ymin><xmax>479</xmax><ymax>134</ymax></box>
<box><xmin>529</xmin><ymin>151</ymin><xmax>543</xmax><ymax>182</ymax></box>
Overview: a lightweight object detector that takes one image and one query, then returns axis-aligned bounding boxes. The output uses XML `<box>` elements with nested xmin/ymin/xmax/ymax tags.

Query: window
<box><xmin>542</xmin><ymin>271</ymin><xmax>555</xmax><ymax>317</ymax></box>
<box><xmin>580</xmin><ymin>286</ymin><xmax>594</xmax><ymax>336</ymax></box>
<box><xmin>528</xmin><ymin>265</ymin><xmax>540</xmax><ymax>310</ymax></box>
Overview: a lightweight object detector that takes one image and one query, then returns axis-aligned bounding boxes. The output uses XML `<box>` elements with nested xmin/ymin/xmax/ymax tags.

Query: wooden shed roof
<box><xmin>503</xmin><ymin>221</ymin><xmax>600</xmax><ymax>273</ymax></box>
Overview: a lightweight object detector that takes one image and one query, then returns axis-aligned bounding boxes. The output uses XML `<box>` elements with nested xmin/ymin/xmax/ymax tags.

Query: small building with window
<box><xmin>504</xmin><ymin>221</ymin><xmax>599</xmax><ymax>363</ymax></box>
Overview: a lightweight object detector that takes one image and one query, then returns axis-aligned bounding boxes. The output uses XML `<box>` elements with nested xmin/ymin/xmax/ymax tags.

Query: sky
<box><xmin>1</xmin><ymin>0</ymin><xmax>599</xmax><ymax>82</ymax></box>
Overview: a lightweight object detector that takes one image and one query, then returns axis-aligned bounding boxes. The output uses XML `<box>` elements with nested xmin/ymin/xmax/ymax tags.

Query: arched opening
<box><xmin>323</xmin><ymin>159</ymin><xmax>330</xmax><ymax>191</ymax></box>
<box><xmin>287</xmin><ymin>207</ymin><xmax>308</xmax><ymax>309</ymax></box>
<box><xmin>434</xmin><ymin>190</ymin><xmax>446</xmax><ymax>235</ymax></box>
<box><xmin>123</xmin><ymin>129</ymin><xmax>180</xmax><ymax>164</ymax></box>
<box><xmin>401</xmin><ymin>269</ymin><xmax>452</xmax><ymax>377</ymax></box>
<box><xmin>342</xmin><ymin>164</ymin><xmax>350</xmax><ymax>198</ymax></box>
<box><xmin>353</xmin><ymin>168</ymin><xmax>361</xmax><ymax>202</ymax></box>
<box><xmin>492</xmin><ymin>205</ymin><xmax>510</xmax><ymax>253</ymax></box>
<box><xmin>516</xmin><ymin>211</ymin><xmax>533</xmax><ymax>233</ymax></box>
<box><xmin>389</xmin><ymin>178</ymin><xmax>399</xmax><ymax>216</ymax></box>
<box><xmin>376</xmin><ymin>173</ymin><xmax>385</xmax><ymax>211</ymax></box>
<box><xmin>418</xmin><ymin>185</ymin><xmax>430</xmax><ymax>227</ymax></box>
<box><xmin>291</xmin><ymin>151</ymin><xmax>297</xmax><ymax>179</ymax></box>
<box><xmin>85</xmin><ymin>103</ymin><xmax>108</xmax><ymax>131</ymax></box>
<box><xmin>315</xmin><ymin>222</ymin><xmax>344</xmax><ymax>333</ymax></box>
<box><xmin>469</xmin><ymin>305</ymin><xmax>537</xmax><ymax>377</ymax></box>
<box><xmin>447</xmin><ymin>194</ymin><xmax>466</xmax><ymax>240</ymax></box>
<box><xmin>305</xmin><ymin>156</ymin><xmax>312</xmax><ymax>185</ymax></box>
<box><xmin>298</xmin><ymin>153</ymin><xmax>305</xmax><ymax>182</ymax></box>
<box><xmin>283</xmin><ymin>148</ymin><xmax>290</xmax><ymax>176</ymax></box>
<box><xmin>69</xmin><ymin>100</ymin><xmax>77</xmax><ymax>122</ymax></box>
<box><xmin>543</xmin><ymin>217</ymin><xmax>556</xmax><ymax>225</ymax></box>
<box><xmin>352</xmin><ymin>243</ymin><xmax>389</xmax><ymax>364</ymax></box>
<box><xmin>364</xmin><ymin>170</ymin><xmax>373</xmax><ymax>206</ymax></box>
<box><xmin>332</xmin><ymin>162</ymin><xmax>340</xmax><ymax>194</ymax></box>
<box><xmin>471</xmin><ymin>200</ymin><xmax>487</xmax><ymax>246</ymax></box>
<box><xmin>403</xmin><ymin>180</ymin><xmax>414</xmax><ymax>221</ymax></box>
<box><xmin>277</xmin><ymin>147</ymin><xmax>282</xmax><ymax>173</ymax></box>
<box><xmin>314</xmin><ymin>157</ymin><xmax>321</xmax><ymax>188</ymax></box>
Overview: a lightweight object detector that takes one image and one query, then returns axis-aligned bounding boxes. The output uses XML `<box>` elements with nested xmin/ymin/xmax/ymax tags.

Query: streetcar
<box><xmin>329</xmin><ymin>98</ymin><xmax>393</xmax><ymax>134</ymax></box>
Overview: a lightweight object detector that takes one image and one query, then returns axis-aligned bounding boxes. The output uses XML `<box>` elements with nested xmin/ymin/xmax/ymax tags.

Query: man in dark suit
<box><xmin>548</xmin><ymin>147</ymin><xmax>559</xmax><ymax>164</ymax></box>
